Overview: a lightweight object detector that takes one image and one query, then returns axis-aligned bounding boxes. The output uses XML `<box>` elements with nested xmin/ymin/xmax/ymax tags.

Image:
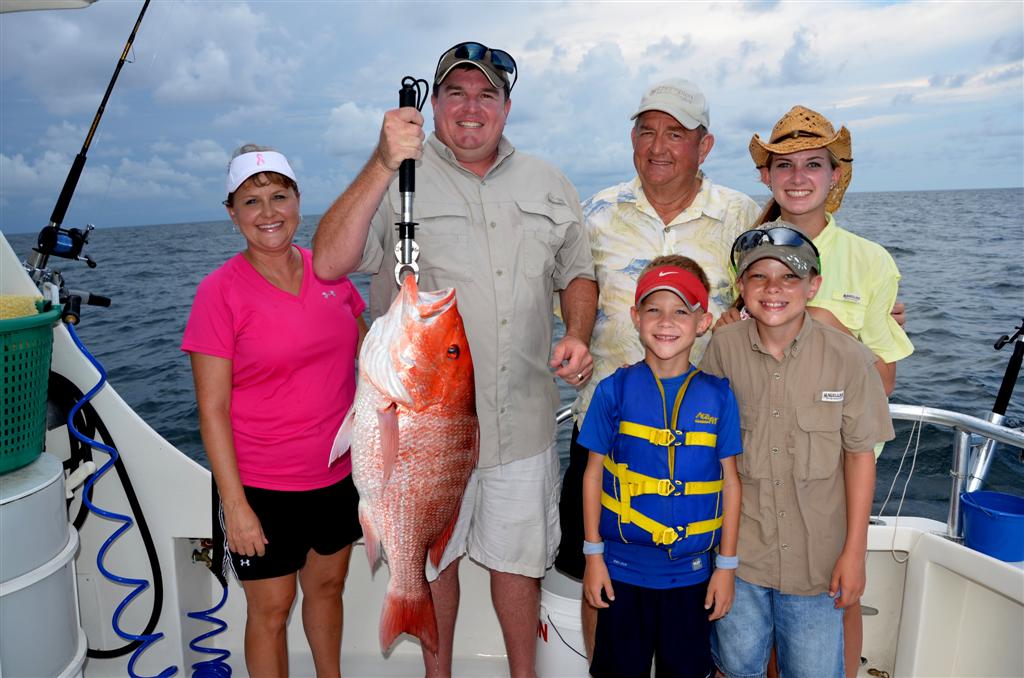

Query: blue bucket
<box><xmin>960</xmin><ymin>491</ymin><xmax>1024</xmax><ymax>562</ymax></box>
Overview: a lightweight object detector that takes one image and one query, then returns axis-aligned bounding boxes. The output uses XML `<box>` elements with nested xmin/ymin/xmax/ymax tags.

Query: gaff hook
<box><xmin>395</xmin><ymin>76</ymin><xmax>429</xmax><ymax>286</ymax></box>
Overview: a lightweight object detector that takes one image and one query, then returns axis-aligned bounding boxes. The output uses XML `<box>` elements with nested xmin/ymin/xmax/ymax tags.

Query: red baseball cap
<box><xmin>634</xmin><ymin>266</ymin><xmax>708</xmax><ymax>311</ymax></box>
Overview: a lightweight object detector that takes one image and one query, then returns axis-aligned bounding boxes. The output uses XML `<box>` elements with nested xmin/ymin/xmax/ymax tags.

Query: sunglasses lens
<box><xmin>453</xmin><ymin>42</ymin><xmax>488</xmax><ymax>60</ymax></box>
<box><xmin>489</xmin><ymin>49</ymin><xmax>516</xmax><ymax>74</ymax></box>
<box><xmin>730</xmin><ymin>227</ymin><xmax>819</xmax><ymax>267</ymax></box>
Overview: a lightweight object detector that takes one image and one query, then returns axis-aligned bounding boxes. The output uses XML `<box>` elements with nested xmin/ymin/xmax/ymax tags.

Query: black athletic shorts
<box><xmin>591</xmin><ymin>579</ymin><xmax>713</xmax><ymax>678</ymax></box>
<box><xmin>222</xmin><ymin>474</ymin><xmax>362</xmax><ymax>581</ymax></box>
<box><xmin>554</xmin><ymin>424</ymin><xmax>588</xmax><ymax>579</ymax></box>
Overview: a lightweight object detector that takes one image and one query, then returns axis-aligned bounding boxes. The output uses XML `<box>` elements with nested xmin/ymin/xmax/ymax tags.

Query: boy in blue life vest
<box><xmin>580</xmin><ymin>255</ymin><xmax>742</xmax><ymax>678</ymax></box>
<box><xmin>701</xmin><ymin>225</ymin><xmax>893</xmax><ymax>678</ymax></box>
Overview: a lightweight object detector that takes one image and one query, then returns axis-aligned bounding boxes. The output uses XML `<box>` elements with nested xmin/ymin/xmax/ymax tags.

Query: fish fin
<box><xmin>380</xmin><ymin>586</ymin><xmax>438</xmax><ymax>656</ymax></box>
<box><xmin>327</xmin><ymin>404</ymin><xmax>356</xmax><ymax>467</ymax></box>
<box><xmin>378</xmin><ymin>403</ymin><xmax>400</xmax><ymax>485</ymax></box>
<box><xmin>359</xmin><ymin>502</ymin><xmax>382</xmax><ymax>572</ymax></box>
<box><xmin>429</xmin><ymin>511</ymin><xmax>459</xmax><ymax>569</ymax></box>
<box><xmin>429</xmin><ymin>424</ymin><xmax>478</xmax><ymax>567</ymax></box>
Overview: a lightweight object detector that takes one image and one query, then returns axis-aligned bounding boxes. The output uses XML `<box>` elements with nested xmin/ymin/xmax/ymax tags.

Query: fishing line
<box><xmin>877</xmin><ymin>409</ymin><xmax>925</xmax><ymax>565</ymax></box>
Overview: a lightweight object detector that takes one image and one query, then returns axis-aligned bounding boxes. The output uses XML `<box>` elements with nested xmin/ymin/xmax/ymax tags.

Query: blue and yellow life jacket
<box><xmin>600</xmin><ymin>363</ymin><xmax>725</xmax><ymax>560</ymax></box>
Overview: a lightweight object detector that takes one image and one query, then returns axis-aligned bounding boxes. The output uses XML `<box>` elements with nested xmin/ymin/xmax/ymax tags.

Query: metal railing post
<box><xmin>947</xmin><ymin>429</ymin><xmax>972</xmax><ymax>541</ymax></box>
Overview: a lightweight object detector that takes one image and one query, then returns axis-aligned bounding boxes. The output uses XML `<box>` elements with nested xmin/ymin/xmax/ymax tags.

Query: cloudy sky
<box><xmin>1</xmin><ymin>0</ymin><xmax>1021</xmax><ymax>233</ymax></box>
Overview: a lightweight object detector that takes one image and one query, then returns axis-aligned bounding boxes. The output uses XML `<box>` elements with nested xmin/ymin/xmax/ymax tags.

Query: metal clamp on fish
<box><xmin>394</xmin><ymin>75</ymin><xmax>429</xmax><ymax>286</ymax></box>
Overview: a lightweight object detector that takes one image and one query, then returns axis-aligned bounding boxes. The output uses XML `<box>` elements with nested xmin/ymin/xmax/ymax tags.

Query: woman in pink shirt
<box><xmin>182</xmin><ymin>145</ymin><xmax>366</xmax><ymax>677</ymax></box>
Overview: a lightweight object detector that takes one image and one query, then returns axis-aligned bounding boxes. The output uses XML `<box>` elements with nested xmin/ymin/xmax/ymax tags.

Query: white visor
<box><xmin>226</xmin><ymin>151</ymin><xmax>297</xmax><ymax>195</ymax></box>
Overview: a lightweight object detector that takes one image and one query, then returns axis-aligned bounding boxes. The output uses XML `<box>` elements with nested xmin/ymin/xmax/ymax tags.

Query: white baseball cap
<box><xmin>631</xmin><ymin>78</ymin><xmax>710</xmax><ymax>129</ymax></box>
<box><xmin>226</xmin><ymin>150</ymin><xmax>296</xmax><ymax>195</ymax></box>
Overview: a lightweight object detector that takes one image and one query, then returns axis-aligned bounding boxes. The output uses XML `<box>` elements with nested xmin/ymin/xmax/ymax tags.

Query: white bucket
<box><xmin>537</xmin><ymin>569</ymin><xmax>589</xmax><ymax>677</ymax></box>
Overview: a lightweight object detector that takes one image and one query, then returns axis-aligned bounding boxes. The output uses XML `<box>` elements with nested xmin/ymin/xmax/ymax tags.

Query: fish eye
<box><xmin>446</xmin><ymin>345</ymin><xmax>460</xmax><ymax>359</ymax></box>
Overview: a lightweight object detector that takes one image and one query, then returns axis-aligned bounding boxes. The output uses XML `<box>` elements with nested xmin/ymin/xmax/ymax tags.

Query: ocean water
<box><xmin>5</xmin><ymin>187</ymin><xmax>1023</xmax><ymax>521</ymax></box>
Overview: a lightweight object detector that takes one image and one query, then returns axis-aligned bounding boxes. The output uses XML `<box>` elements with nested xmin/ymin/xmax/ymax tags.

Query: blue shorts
<box><xmin>591</xmin><ymin>578</ymin><xmax>713</xmax><ymax>678</ymax></box>
<box><xmin>711</xmin><ymin>576</ymin><xmax>843</xmax><ymax>678</ymax></box>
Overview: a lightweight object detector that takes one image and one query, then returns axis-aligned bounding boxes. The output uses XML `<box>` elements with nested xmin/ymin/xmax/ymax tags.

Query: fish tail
<box><xmin>380</xmin><ymin>588</ymin><xmax>439</xmax><ymax>656</ymax></box>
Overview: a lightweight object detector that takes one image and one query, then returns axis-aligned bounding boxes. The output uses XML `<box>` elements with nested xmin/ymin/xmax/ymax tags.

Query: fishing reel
<box><xmin>24</xmin><ymin>223</ymin><xmax>110</xmax><ymax>325</ymax></box>
<box><xmin>30</xmin><ymin>223</ymin><xmax>98</xmax><ymax>270</ymax></box>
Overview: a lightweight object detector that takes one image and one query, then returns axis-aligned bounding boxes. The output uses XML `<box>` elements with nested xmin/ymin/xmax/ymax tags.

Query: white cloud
<box><xmin>178</xmin><ymin>140</ymin><xmax>229</xmax><ymax>172</ymax></box>
<box><xmin>324</xmin><ymin>102</ymin><xmax>386</xmax><ymax>157</ymax></box>
<box><xmin>1</xmin><ymin>0</ymin><xmax>1022</xmax><ymax>230</ymax></box>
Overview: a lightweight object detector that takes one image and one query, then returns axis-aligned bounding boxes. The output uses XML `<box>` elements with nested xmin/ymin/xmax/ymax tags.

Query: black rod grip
<box><xmin>50</xmin><ymin>153</ymin><xmax>87</xmax><ymax>227</ymax></box>
<box><xmin>398</xmin><ymin>83</ymin><xmax>418</xmax><ymax>194</ymax></box>
<box><xmin>992</xmin><ymin>339</ymin><xmax>1023</xmax><ymax>415</ymax></box>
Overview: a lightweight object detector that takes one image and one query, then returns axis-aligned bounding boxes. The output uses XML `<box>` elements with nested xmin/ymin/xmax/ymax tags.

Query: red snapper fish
<box><xmin>332</xmin><ymin>274</ymin><xmax>477</xmax><ymax>655</ymax></box>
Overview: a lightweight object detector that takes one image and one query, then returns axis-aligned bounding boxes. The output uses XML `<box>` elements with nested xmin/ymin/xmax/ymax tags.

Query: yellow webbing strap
<box><xmin>617</xmin><ymin>423</ymin><xmax>718</xmax><ymax>449</ymax></box>
<box><xmin>602</xmin><ymin>455</ymin><xmax>722</xmax><ymax>496</ymax></box>
<box><xmin>600</xmin><ymin>493</ymin><xmax>724</xmax><ymax>545</ymax></box>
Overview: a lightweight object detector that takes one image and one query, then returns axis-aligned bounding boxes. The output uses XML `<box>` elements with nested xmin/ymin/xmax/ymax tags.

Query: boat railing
<box><xmin>554</xmin><ymin>403</ymin><xmax>1024</xmax><ymax>542</ymax></box>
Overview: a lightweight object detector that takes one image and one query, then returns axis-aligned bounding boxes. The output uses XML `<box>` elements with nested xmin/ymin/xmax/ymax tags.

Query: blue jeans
<box><xmin>711</xmin><ymin>576</ymin><xmax>843</xmax><ymax>678</ymax></box>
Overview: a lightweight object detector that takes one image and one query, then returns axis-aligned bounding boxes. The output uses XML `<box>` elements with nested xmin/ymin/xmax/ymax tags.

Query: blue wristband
<box><xmin>582</xmin><ymin>540</ymin><xmax>605</xmax><ymax>556</ymax></box>
<box><xmin>715</xmin><ymin>554</ymin><xmax>739</xmax><ymax>569</ymax></box>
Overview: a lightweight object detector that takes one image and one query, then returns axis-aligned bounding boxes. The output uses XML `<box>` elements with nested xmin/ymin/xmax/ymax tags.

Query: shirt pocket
<box><xmin>826</xmin><ymin>290</ymin><xmax>868</xmax><ymax>334</ymax></box>
<box><xmin>412</xmin><ymin>201</ymin><xmax>473</xmax><ymax>282</ymax></box>
<box><xmin>515</xmin><ymin>199</ymin><xmax>576</xmax><ymax>278</ymax></box>
<box><xmin>738</xmin><ymin>405</ymin><xmax>771</xmax><ymax>479</ymax></box>
<box><xmin>792</xmin><ymin>403</ymin><xmax>844</xmax><ymax>480</ymax></box>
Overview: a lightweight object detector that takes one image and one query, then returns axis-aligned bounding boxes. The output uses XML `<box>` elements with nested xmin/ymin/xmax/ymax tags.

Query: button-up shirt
<box><xmin>358</xmin><ymin>133</ymin><xmax>595</xmax><ymax>468</ymax></box>
<box><xmin>809</xmin><ymin>213</ymin><xmax>914</xmax><ymax>364</ymax></box>
<box><xmin>574</xmin><ymin>175</ymin><xmax>759</xmax><ymax>424</ymax></box>
<box><xmin>700</xmin><ymin>314</ymin><xmax>894</xmax><ymax>595</ymax></box>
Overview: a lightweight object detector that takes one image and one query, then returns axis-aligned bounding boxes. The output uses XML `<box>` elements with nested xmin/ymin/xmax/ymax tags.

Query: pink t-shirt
<box><xmin>181</xmin><ymin>246</ymin><xmax>365</xmax><ymax>490</ymax></box>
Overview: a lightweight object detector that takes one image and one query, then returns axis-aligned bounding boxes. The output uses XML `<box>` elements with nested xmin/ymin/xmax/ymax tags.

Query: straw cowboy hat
<box><xmin>750</xmin><ymin>105</ymin><xmax>853</xmax><ymax>215</ymax></box>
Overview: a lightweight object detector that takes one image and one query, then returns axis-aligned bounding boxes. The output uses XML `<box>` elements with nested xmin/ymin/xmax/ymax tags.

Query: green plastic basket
<box><xmin>1</xmin><ymin>307</ymin><xmax>60</xmax><ymax>474</ymax></box>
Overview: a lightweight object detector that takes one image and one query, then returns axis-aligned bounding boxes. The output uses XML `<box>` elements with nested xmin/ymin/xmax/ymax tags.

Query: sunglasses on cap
<box><xmin>730</xmin><ymin>226</ymin><xmax>821</xmax><ymax>269</ymax></box>
<box><xmin>435</xmin><ymin>41</ymin><xmax>518</xmax><ymax>92</ymax></box>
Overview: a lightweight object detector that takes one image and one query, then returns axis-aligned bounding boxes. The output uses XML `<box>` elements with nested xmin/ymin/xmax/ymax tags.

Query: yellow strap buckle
<box><xmin>655</xmin><ymin>529</ymin><xmax>679</xmax><ymax>546</ymax></box>
<box><xmin>655</xmin><ymin>479</ymin><xmax>675</xmax><ymax>496</ymax></box>
<box><xmin>648</xmin><ymin>428</ymin><xmax>677</xmax><ymax>446</ymax></box>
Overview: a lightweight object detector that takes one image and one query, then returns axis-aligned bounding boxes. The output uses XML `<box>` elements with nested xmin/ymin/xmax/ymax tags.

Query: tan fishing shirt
<box><xmin>700</xmin><ymin>315</ymin><xmax>893</xmax><ymax>595</ymax></box>
<box><xmin>359</xmin><ymin>133</ymin><xmax>595</xmax><ymax>468</ymax></box>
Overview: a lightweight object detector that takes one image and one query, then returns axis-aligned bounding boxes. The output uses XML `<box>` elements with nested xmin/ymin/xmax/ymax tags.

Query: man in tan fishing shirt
<box><xmin>313</xmin><ymin>42</ymin><xmax>597</xmax><ymax>677</ymax></box>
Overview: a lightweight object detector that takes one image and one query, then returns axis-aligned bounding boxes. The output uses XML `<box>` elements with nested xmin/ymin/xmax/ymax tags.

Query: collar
<box><xmin>811</xmin><ymin>212</ymin><xmax>842</xmax><ymax>249</ymax></box>
<box><xmin>746</xmin><ymin>311</ymin><xmax>815</xmax><ymax>358</ymax></box>
<box><xmin>631</xmin><ymin>172</ymin><xmax>728</xmax><ymax>226</ymax></box>
<box><xmin>426</xmin><ymin>132</ymin><xmax>515</xmax><ymax>178</ymax></box>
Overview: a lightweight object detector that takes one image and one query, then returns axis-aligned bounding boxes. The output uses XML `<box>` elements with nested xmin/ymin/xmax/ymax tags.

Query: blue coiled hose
<box><xmin>66</xmin><ymin>321</ymin><xmax>177</xmax><ymax>678</ymax></box>
<box><xmin>187</xmin><ymin>580</ymin><xmax>232</xmax><ymax>677</ymax></box>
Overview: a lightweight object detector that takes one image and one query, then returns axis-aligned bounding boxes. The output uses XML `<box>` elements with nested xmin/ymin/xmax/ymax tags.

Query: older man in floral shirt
<box><xmin>555</xmin><ymin>78</ymin><xmax>758</xmax><ymax>658</ymax></box>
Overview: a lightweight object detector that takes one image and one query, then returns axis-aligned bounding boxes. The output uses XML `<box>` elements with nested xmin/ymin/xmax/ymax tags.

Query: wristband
<box><xmin>582</xmin><ymin>540</ymin><xmax>605</xmax><ymax>556</ymax></box>
<box><xmin>715</xmin><ymin>554</ymin><xmax>739</xmax><ymax>569</ymax></box>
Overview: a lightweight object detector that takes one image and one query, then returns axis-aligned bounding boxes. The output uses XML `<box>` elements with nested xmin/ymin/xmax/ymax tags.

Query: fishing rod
<box><xmin>394</xmin><ymin>75</ymin><xmax>429</xmax><ymax>285</ymax></box>
<box><xmin>966</xmin><ymin>317</ymin><xmax>1024</xmax><ymax>491</ymax></box>
<box><xmin>27</xmin><ymin>0</ymin><xmax>151</xmax><ymax>275</ymax></box>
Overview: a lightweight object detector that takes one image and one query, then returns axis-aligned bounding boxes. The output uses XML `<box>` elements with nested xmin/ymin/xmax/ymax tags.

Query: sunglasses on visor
<box><xmin>730</xmin><ymin>226</ymin><xmax>821</xmax><ymax>269</ymax></box>
<box><xmin>436</xmin><ymin>41</ymin><xmax>518</xmax><ymax>92</ymax></box>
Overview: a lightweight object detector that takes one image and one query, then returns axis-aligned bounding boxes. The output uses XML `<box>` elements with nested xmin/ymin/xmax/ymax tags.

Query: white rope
<box><xmin>878</xmin><ymin>406</ymin><xmax>926</xmax><ymax>564</ymax></box>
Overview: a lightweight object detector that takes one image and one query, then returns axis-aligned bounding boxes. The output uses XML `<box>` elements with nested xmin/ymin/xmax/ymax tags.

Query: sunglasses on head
<box><xmin>436</xmin><ymin>41</ymin><xmax>518</xmax><ymax>91</ymax></box>
<box><xmin>730</xmin><ymin>226</ymin><xmax>821</xmax><ymax>269</ymax></box>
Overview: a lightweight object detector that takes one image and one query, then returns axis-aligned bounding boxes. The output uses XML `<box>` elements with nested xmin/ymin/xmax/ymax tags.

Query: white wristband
<box><xmin>582</xmin><ymin>540</ymin><xmax>605</xmax><ymax>556</ymax></box>
<box><xmin>715</xmin><ymin>554</ymin><xmax>739</xmax><ymax>569</ymax></box>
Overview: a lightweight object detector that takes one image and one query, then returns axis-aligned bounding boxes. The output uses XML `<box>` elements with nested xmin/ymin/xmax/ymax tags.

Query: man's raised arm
<box><xmin>312</xmin><ymin>107</ymin><xmax>425</xmax><ymax>280</ymax></box>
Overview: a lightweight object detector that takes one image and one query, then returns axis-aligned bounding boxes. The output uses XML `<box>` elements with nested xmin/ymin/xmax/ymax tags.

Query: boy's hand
<box><xmin>705</xmin><ymin>568</ymin><xmax>735</xmax><ymax>620</ymax></box>
<box><xmin>829</xmin><ymin>549</ymin><xmax>866</xmax><ymax>608</ymax></box>
<box><xmin>583</xmin><ymin>557</ymin><xmax>615</xmax><ymax>608</ymax></box>
<box><xmin>714</xmin><ymin>307</ymin><xmax>743</xmax><ymax>329</ymax></box>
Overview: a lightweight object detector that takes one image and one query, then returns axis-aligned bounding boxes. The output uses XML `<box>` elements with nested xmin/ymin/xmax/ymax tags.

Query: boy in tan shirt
<box><xmin>700</xmin><ymin>224</ymin><xmax>893</xmax><ymax>677</ymax></box>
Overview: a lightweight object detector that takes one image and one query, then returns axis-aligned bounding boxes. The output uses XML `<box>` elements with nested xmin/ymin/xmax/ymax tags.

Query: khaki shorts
<box><xmin>427</xmin><ymin>443</ymin><xmax>562</xmax><ymax>580</ymax></box>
